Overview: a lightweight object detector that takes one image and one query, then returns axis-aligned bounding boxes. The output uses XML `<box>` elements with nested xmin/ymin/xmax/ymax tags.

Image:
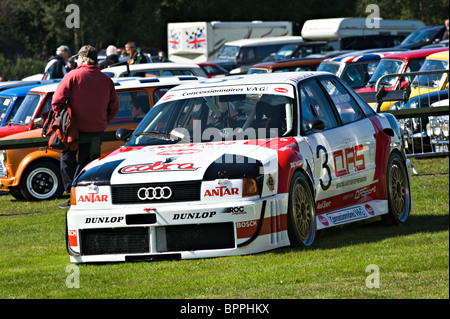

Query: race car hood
<box><xmin>75</xmin><ymin>139</ymin><xmax>284</xmax><ymax>187</ymax></box>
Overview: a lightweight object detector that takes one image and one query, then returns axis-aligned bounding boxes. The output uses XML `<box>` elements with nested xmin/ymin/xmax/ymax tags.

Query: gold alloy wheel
<box><xmin>389</xmin><ymin>163</ymin><xmax>407</xmax><ymax>218</ymax></box>
<box><xmin>289</xmin><ymin>172</ymin><xmax>316</xmax><ymax>247</ymax></box>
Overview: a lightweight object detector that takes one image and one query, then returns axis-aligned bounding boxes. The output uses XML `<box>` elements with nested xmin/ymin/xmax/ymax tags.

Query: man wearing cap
<box><xmin>52</xmin><ymin>45</ymin><xmax>119</xmax><ymax>209</ymax></box>
<box><xmin>42</xmin><ymin>45</ymin><xmax>71</xmax><ymax>79</ymax></box>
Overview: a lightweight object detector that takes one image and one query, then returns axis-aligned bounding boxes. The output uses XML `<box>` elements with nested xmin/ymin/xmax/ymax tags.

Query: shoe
<box><xmin>58</xmin><ymin>199</ymin><xmax>71</xmax><ymax>209</ymax></box>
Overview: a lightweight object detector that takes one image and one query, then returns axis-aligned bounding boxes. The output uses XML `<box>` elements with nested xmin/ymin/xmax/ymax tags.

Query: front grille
<box><xmin>80</xmin><ymin>227</ymin><xmax>149</xmax><ymax>256</ymax></box>
<box><xmin>111</xmin><ymin>181</ymin><xmax>201</xmax><ymax>204</ymax></box>
<box><xmin>157</xmin><ymin>223</ymin><xmax>235</xmax><ymax>252</ymax></box>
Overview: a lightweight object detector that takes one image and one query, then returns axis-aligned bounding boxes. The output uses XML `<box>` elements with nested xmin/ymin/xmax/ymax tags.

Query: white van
<box><xmin>213</xmin><ymin>36</ymin><xmax>303</xmax><ymax>73</ymax></box>
<box><xmin>301</xmin><ymin>18</ymin><xmax>425</xmax><ymax>50</ymax></box>
<box><xmin>101</xmin><ymin>62</ymin><xmax>207</xmax><ymax>78</ymax></box>
<box><xmin>167</xmin><ymin>21</ymin><xmax>293</xmax><ymax>63</ymax></box>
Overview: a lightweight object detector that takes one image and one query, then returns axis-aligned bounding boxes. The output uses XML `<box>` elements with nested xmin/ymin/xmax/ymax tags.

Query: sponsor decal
<box><xmin>236</xmin><ymin>220</ymin><xmax>257</xmax><ymax>228</ymax></box>
<box><xmin>85</xmin><ymin>216</ymin><xmax>124</xmax><ymax>224</ymax></box>
<box><xmin>173</xmin><ymin>211</ymin><xmax>216</xmax><ymax>220</ymax></box>
<box><xmin>355</xmin><ymin>185</ymin><xmax>377</xmax><ymax>200</ymax></box>
<box><xmin>274</xmin><ymin>87</ymin><xmax>288</xmax><ymax>93</ymax></box>
<box><xmin>325</xmin><ymin>207</ymin><xmax>368</xmax><ymax>225</ymax></box>
<box><xmin>318</xmin><ymin>215</ymin><xmax>329</xmax><ymax>226</ymax></box>
<box><xmin>162</xmin><ymin>94</ymin><xmax>174</xmax><ymax>101</ymax></box>
<box><xmin>68</xmin><ymin>229</ymin><xmax>78</xmax><ymax>246</ymax></box>
<box><xmin>365</xmin><ymin>204</ymin><xmax>375</xmax><ymax>216</ymax></box>
<box><xmin>137</xmin><ymin>187</ymin><xmax>172</xmax><ymax>200</ymax></box>
<box><xmin>157</xmin><ymin>149</ymin><xmax>202</xmax><ymax>156</ymax></box>
<box><xmin>78</xmin><ymin>193</ymin><xmax>108</xmax><ymax>203</ymax></box>
<box><xmin>336</xmin><ymin>177</ymin><xmax>367</xmax><ymax>189</ymax></box>
<box><xmin>333</xmin><ymin>144</ymin><xmax>366</xmax><ymax>177</ymax></box>
<box><xmin>266</xmin><ymin>175</ymin><xmax>275</xmax><ymax>192</ymax></box>
<box><xmin>119</xmin><ymin>160</ymin><xmax>197</xmax><ymax>174</ymax></box>
<box><xmin>317</xmin><ymin>200</ymin><xmax>331</xmax><ymax>210</ymax></box>
<box><xmin>204</xmin><ymin>186</ymin><xmax>239</xmax><ymax>197</ymax></box>
<box><xmin>290</xmin><ymin>160</ymin><xmax>302</xmax><ymax>168</ymax></box>
<box><xmin>224</xmin><ymin>206</ymin><xmax>247</xmax><ymax>215</ymax></box>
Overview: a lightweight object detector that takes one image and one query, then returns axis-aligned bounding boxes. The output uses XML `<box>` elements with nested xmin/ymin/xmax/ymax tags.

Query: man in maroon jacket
<box><xmin>52</xmin><ymin>45</ymin><xmax>119</xmax><ymax>209</ymax></box>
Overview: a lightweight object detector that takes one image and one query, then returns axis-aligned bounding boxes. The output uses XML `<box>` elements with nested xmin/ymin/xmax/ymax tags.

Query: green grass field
<box><xmin>0</xmin><ymin>157</ymin><xmax>448</xmax><ymax>300</ymax></box>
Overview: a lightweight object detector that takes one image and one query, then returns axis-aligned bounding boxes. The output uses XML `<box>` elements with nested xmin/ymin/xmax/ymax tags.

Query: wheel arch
<box><xmin>13</xmin><ymin>150</ymin><xmax>61</xmax><ymax>187</ymax></box>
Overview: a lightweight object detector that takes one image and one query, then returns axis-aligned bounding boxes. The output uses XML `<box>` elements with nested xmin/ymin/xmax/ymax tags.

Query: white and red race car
<box><xmin>66</xmin><ymin>72</ymin><xmax>412</xmax><ymax>263</ymax></box>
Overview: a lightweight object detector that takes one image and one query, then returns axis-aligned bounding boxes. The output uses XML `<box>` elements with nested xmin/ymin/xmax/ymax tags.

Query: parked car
<box><xmin>0</xmin><ymin>83</ymin><xmax>62</xmax><ymax>128</ymax></box>
<box><xmin>210</xmin><ymin>36</ymin><xmax>304</xmax><ymax>73</ymax></box>
<box><xmin>356</xmin><ymin>47</ymin><xmax>448</xmax><ymax>111</ymax></box>
<box><xmin>394</xmin><ymin>25</ymin><xmax>447</xmax><ymax>50</ymax></box>
<box><xmin>0</xmin><ymin>76</ymin><xmax>203</xmax><ymax>201</ymax></box>
<box><xmin>427</xmin><ymin>98</ymin><xmax>449</xmax><ymax>152</ymax></box>
<box><xmin>409</xmin><ymin>50</ymin><xmax>449</xmax><ymax>98</ymax></box>
<box><xmin>391</xmin><ymin>90</ymin><xmax>448</xmax><ymax>153</ymax></box>
<box><xmin>197</xmin><ymin>62</ymin><xmax>229</xmax><ymax>78</ymax></box>
<box><xmin>101</xmin><ymin>62</ymin><xmax>207</xmax><ymax>78</ymax></box>
<box><xmin>248</xmin><ymin>57</ymin><xmax>324</xmax><ymax>74</ymax></box>
<box><xmin>65</xmin><ymin>72</ymin><xmax>412</xmax><ymax>263</ymax></box>
<box><xmin>317</xmin><ymin>52</ymin><xmax>397</xmax><ymax>90</ymax></box>
<box><xmin>270</xmin><ymin>41</ymin><xmax>327</xmax><ymax>61</ymax></box>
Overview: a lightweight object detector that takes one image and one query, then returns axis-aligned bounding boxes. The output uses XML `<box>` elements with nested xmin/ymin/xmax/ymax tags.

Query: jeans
<box><xmin>60</xmin><ymin>131</ymin><xmax>102</xmax><ymax>193</ymax></box>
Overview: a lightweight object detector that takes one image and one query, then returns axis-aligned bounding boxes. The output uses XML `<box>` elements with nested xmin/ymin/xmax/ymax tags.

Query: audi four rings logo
<box><xmin>137</xmin><ymin>187</ymin><xmax>172</xmax><ymax>200</ymax></box>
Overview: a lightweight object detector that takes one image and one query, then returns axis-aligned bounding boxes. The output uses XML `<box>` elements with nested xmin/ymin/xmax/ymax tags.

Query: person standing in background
<box><xmin>42</xmin><ymin>45</ymin><xmax>71</xmax><ymax>79</ymax></box>
<box><xmin>51</xmin><ymin>45</ymin><xmax>119</xmax><ymax>209</ymax></box>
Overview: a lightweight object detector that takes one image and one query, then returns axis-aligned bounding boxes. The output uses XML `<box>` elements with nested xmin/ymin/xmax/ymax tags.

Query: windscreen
<box><xmin>127</xmin><ymin>83</ymin><xmax>296</xmax><ymax>146</ymax></box>
<box><xmin>368</xmin><ymin>59</ymin><xmax>405</xmax><ymax>87</ymax></box>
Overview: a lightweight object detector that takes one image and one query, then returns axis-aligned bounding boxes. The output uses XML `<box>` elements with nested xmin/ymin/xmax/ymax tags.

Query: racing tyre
<box><xmin>287</xmin><ymin>171</ymin><xmax>316</xmax><ymax>247</ymax></box>
<box><xmin>19</xmin><ymin>161</ymin><xmax>64</xmax><ymax>201</ymax></box>
<box><xmin>384</xmin><ymin>153</ymin><xmax>411</xmax><ymax>225</ymax></box>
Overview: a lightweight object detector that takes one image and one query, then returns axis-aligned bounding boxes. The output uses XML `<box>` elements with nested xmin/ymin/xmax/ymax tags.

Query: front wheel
<box><xmin>384</xmin><ymin>153</ymin><xmax>411</xmax><ymax>224</ymax></box>
<box><xmin>19</xmin><ymin>161</ymin><xmax>64</xmax><ymax>201</ymax></box>
<box><xmin>287</xmin><ymin>171</ymin><xmax>316</xmax><ymax>247</ymax></box>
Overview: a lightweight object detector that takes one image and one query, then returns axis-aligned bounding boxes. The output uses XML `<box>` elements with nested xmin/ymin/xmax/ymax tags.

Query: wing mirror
<box><xmin>116</xmin><ymin>128</ymin><xmax>133</xmax><ymax>142</ymax></box>
<box><xmin>306</xmin><ymin>119</ymin><xmax>325</xmax><ymax>132</ymax></box>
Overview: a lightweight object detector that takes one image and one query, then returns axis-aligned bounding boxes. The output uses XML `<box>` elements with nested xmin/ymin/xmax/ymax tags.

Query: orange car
<box><xmin>0</xmin><ymin>76</ymin><xmax>203</xmax><ymax>201</ymax></box>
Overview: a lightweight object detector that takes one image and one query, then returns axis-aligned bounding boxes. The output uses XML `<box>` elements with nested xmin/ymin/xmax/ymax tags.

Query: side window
<box><xmin>110</xmin><ymin>91</ymin><xmax>150</xmax><ymax>125</ymax></box>
<box><xmin>153</xmin><ymin>88</ymin><xmax>170</xmax><ymax>103</ymax></box>
<box><xmin>299</xmin><ymin>78</ymin><xmax>339</xmax><ymax>133</ymax></box>
<box><xmin>342</xmin><ymin>64</ymin><xmax>364</xmax><ymax>89</ymax></box>
<box><xmin>319</xmin><ymin>77</ymin><xmax>365</xmax><ymax>124</ymax></box>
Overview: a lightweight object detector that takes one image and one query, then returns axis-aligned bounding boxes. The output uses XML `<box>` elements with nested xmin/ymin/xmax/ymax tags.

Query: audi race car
<box><xmin>66</xmin><ymin>72</ymin><xmax>413</xmax><ymax>263</ymax></box>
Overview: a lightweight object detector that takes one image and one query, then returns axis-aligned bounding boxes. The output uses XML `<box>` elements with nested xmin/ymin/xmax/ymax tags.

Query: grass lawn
<box><xmin>0</xmin><ymin>157</ymin><xmax>448</xmax><ymax>300</ymax></box>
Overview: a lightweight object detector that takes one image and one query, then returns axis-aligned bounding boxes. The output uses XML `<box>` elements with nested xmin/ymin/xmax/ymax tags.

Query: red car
<box><xmin>197</xmin><ymin>62</ymin><xmax>229</xmax><ymax>78</ymax></box>
<box><xmin>355</xmin><ymin>47</ymin><xmax>448</xmax><ymax>94</ymax></box>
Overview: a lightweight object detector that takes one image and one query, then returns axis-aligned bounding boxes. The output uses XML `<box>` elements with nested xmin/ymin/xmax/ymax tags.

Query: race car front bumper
<box><xmin>66</xmin><ymin>194</ymin><xmax>290</xmax><ymax>263</ymax></box>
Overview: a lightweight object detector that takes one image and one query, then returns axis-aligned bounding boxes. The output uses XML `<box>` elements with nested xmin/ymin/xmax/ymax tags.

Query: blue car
<box><xmin>0</xmin><ymin>82</ymin><xmax>60</xmax><ymax>127</ymax></box>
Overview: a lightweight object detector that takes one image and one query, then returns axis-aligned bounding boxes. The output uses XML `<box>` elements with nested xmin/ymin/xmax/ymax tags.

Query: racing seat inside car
<box><xmin>255</xmin><ymin>101</ymin><xmax>286</xmax><ymax>137</ymax></box>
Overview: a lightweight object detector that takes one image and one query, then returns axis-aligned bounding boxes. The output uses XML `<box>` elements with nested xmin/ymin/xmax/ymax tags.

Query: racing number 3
<box><xmin>316</xmin><ymin>145</ymin><xmax>331</xmax><ymax>191</ymax></box>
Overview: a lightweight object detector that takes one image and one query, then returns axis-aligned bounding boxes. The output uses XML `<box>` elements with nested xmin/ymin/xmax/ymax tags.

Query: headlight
<box><xmin>434</xmin><ymin>127</ymin><xmax>441</xmax><ymax>136</ymax></box>
<box><xmin>443</xmin><ymin>123</ymin><xmax>449</xmax><ymax>137</ymax></box>
<box><xmin>426</xmin><ymin>124</ymin><xmax>433</xmax><ymax>137</ymax></box>
<box><xmin>390</xmin><ymin>101</ymin><xmax>401</xmax><ymax>110</ymax></box>
<box><xmin>242</xmin><ymin>178</ymin><xmax>259</xmax><ymax>197</ymax></box>
<box><xmin>70</xmin><ymin>187</ymin><xmax>77</xmax><ymax>206</ymax></box>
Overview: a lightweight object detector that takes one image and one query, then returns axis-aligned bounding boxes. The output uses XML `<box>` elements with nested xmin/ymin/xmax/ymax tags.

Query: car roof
<box><xmin>382</xmin><ymin>47</ymin><xmax>449</xmax><ymax>60</ymax></box>
<box><xmin>325</xmin><ymin>52</ymin><xmax>397</xmax><ymax>63</ymax></box>
<box><xmin>223</xmin><ymin>36</ymin><xmax>303</xmax><ymax>47</ymax></box>
<box><xmin>102</xmin><ymin>62</ymin><xmax>203</xmax><ymax>73</ymax></box>
<box><xmin>425</xmin><ymin>50</ymin><xmax>449</xmax><ymax>61</ymax></box>
<box><xmin>167</xmin><ymin>72</ymin><xmax>330</xmax><ymax>91</ymax></box>
<box><xmin>0</xmin><ymin>83</ymin><xmax>51</xmax><ymax>97</ymax></box>
<box><xmin>250</xmin><ymin>58</ymin><xmax>325</xmax><ymax>69</ymax></box>
<box><xmin>28</xmin><ymin>76</ymin><xmax>205</xmax><ymax>94</ymax></box>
